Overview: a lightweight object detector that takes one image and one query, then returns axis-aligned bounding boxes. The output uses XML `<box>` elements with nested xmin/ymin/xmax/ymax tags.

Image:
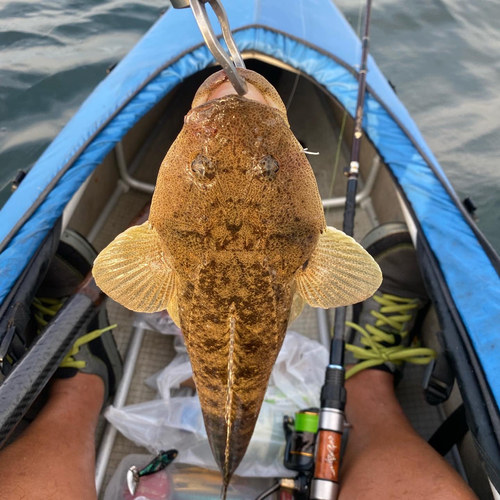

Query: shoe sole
<box><xmin>87</xmin><ymin>306</ymin><xmax>123</xmax><ymax>398</ymax></box>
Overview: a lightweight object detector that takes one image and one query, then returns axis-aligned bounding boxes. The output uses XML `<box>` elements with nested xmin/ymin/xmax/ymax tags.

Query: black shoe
<box><xmin>345</xmin><ymin>223</ymin><xmax>435</xmax><ymax>381</ymax></box>
<box><xmin>32</xmin><ymin>230</ymin><xmax>123</xmax><ymax>402</ymax></box>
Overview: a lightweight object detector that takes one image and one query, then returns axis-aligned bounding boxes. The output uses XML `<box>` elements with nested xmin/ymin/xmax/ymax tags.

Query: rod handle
<box><xmin>313</xmin><ymin>429</ymin><xmax>342</xmax><ymax>483</ymax></box>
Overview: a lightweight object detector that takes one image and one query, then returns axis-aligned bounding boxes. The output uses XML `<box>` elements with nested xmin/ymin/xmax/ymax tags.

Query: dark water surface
<box><xmin>1</xmin><ymin>0</ymin><xmax>499</xmax><ymax>252</ymax></box>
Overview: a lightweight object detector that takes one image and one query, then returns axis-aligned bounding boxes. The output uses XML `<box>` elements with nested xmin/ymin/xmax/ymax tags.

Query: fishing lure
<box><xmin>127</xmin><ymin>449</ymin><xmax>178</xmax><ymax>496</ymax></box>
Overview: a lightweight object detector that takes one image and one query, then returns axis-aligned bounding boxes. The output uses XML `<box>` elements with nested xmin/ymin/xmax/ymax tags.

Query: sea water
<box><xmin>1</xmin><ymin>0</ymin><xmax>499</xmax><ymax>252</ymax></box>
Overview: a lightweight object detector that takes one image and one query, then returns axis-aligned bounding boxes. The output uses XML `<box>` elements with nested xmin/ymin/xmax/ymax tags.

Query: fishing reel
<box><xmin>282</xmin><ymin>408</ymin><xmax>320</xmax><ymax>499</ymax></box>
<box><xmin>284</xmin><ymin>409</ymin><xmax>319</xmax><ymax>472</ymax></box>
<box><xmin>254</xmin><ymin>408</ymin><xmax>319</xmax><ymax>500</ymax></box>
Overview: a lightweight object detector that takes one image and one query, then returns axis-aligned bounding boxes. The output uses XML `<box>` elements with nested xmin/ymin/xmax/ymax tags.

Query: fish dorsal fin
<box><xmin>295</xmin><ymin>226</ymin><xmax>382</xmax><ymax>308</ymax></box>
<box><xmin>92</xmin><ymin>222</ymin><xmax>178</xmax><ymax>318</ymax></box>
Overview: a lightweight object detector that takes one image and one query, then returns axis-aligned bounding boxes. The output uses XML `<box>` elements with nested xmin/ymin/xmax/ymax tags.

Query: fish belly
<box><xmin>178</xmin><ymin>256</ymin><xmax>292</xmax><ymax>484</ymax></box>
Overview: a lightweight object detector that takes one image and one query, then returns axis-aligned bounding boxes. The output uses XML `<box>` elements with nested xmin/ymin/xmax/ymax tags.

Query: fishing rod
<box><xmin>310</xmin><ymin>0</ymin><xmax>373</xmax><ymax>498</ymax></box>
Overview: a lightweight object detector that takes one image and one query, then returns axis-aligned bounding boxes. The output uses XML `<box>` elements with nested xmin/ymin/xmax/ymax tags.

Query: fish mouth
<box><xmin>191</xmin><ymin>68</ymin><xmax>287</xmax><ymax>118</ymax></box>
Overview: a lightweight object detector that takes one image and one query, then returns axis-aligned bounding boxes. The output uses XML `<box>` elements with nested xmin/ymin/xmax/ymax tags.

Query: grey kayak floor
<box><xmin>94</xmin><ymin>188</ymin><xmax>448</xmax><ymax>497</ymax></box>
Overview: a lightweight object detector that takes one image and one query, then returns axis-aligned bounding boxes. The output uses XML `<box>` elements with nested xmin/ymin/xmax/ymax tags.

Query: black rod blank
<box><xmin>0</xmin><ymin>283</ymin><xmax>102</xmax><ymax>447</ymax></box>
<box><xmin>330</xmin><ymin>0</ymin><xmax>374</xmax><ymax>366</ymax></box>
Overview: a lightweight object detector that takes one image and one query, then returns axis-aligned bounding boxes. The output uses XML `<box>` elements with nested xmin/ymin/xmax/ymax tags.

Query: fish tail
<box><xmin>220</xmin><ymin>481</ymin><xmax>229</xmax><ymax>500</ymax></box>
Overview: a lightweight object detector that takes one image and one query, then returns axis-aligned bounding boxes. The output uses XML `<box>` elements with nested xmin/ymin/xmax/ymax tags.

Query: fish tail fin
<box><xmin>220</xmin><ymin>481</ymin><xmax>229</xmax><ymax>500</ymax></box>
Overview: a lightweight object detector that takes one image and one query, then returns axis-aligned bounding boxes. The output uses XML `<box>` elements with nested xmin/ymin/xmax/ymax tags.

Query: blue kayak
<box><xmin>0</xmin><ymin>0</ymin><xmax>499</xmax><ymax>495</ymax></box>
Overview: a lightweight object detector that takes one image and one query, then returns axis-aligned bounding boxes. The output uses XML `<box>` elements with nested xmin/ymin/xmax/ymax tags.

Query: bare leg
<box><xmin>339</xmin><ymin>369</ymin><xmax>477</xmax><ymax>500</ymax></box>
<box><xmin>0</xmin><ymin>372</ymin><xmax>104</xmax><ymax>500</ymax></box>
<box><xmin>0</xmin><ymin>365</ymin><xmax>478</xmax><ymax>500</ymax></box>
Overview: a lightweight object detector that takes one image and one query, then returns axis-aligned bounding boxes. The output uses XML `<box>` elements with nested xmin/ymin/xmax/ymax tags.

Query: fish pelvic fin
<box><xmin>295</xmin><ymin>226</ymin><xmax>382</xmax><ymax>308</ymax></box>
<box><xmin>92</xmin><ymin>222</ymin><xmax>179</xmax><ymax>320</ymax></box>
<box><xmin>288</xmin><ymin>292</ymin><xmax>305</xmax><ymax>325</ymax></box>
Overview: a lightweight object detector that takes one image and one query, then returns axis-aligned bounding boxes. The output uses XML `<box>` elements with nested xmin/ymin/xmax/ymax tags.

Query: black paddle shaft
<box><xmin>0</xmin><ymin>277</ymin><xmax>104</xmax><ymax>447</ymax></box>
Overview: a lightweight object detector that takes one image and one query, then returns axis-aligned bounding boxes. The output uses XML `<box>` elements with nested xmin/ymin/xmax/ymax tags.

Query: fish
<box><xmin>92</xmin><ymin>68</ymin><xmax>382</xmax><ymax>498</ymax></box>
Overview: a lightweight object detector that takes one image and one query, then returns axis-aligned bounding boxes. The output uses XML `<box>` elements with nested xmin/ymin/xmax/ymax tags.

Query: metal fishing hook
<box><xmin>170</xmin><ymin>0</ymin><xmax>248</xmax><ymax>96</ymax></box>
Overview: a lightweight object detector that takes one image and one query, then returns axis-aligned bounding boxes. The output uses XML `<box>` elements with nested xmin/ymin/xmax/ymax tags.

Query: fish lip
<box><xmin>189</xmin><ymin>93</ymin><xmax>252</xmax><ymax>109</ymax></box>
<box><xmin>185</xmin><ymin>94</ymin><xmax>288</xmax><ymax>127</ymax></box>
<box><xmin>192</xmin><ymin>82</ymin><xmax>280</xmax><ymax>110</ymax></box>
<box><xmin>191</xmin><ymin>68</ymin><xmax>288</xmax><ymax>121</ymax></box>
<box><xmin>191</xmin><ymin>69</ymin><xmax>228</xmax><ymax>108</ymax></box>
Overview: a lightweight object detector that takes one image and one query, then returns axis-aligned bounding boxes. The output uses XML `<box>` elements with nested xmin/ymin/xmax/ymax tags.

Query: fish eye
<box><xmin>256</xmin><ymin>155</ymin><xmax>279</xmax><ymax>181</ymax></box>
<box><xmin>191</xmin><ymin>154</ymin><xmax>215</xmax><ymax>181</ymax></box>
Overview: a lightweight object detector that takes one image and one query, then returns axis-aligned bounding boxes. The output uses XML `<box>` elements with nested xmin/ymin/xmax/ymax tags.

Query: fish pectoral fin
<box><xmin>92</xmin><ymin>221</ymin><xmax>178</xmax><ymax>316</ymax></box>
<box><xmin>295</xmin><ymin>226</ymin><xmax>382</xmax><ymax>308</ymax></box>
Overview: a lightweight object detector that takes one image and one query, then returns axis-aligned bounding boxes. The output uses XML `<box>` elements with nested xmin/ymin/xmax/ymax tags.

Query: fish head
<box><xmin>150</xmin><ymin>69</ymin><xmax>325</xmax><ymax>282</ymax></box>
<box><xmin>191</xmin><ymin>68</ymin><xmax>288</xmax><ymax>117</ymax></box>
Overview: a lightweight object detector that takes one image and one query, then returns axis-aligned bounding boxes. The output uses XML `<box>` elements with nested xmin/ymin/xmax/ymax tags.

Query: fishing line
<box><xmin>286</xmin><ymin>70</ymin><xmax>301</xmax><ymax>111</ymax></box>
<box><xmin>328</xmin><ymin>112</ymin><xmax>348</xmax><ymax>199</ymax></box>
<box><xmin>254</xmin><ymin>481</ymin><xmax>280</xmax><ymax>500</ymax></box>
<box><xmin>356</xmin><ymin>0</ymin><xmax>364</xmax><ymax>41</ymax></box>
<box><xmin>327</xmin><ymin>0</ymin><xmax>364</xmax><ymax>204</ymax></box>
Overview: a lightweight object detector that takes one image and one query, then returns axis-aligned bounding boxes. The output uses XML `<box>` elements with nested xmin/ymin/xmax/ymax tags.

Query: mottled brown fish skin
<box><xmin>182</xmin><ymin>257</ymin><xmax>293</xmax><ymax>484</ymax></box>
<box><xmin>150</xmin><ymin>70</ymin><xmax>325</xmax><ymax>484</ymax></box>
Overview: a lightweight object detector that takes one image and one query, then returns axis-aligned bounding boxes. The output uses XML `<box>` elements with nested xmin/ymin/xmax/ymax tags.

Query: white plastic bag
<box><xmin>106</xmin><ymin>330</ymin><xmax>328</xmax><ymax>478</ymax></box>
<box><xmin>133</xmin><ymin>311</ymin><xmax>181</xmax><ymax>336</ymax></box>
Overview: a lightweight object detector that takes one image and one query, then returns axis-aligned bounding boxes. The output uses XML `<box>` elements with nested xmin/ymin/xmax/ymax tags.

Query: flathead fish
<box><xmin>93</xmin><ymin>69</ymin><xmax>382</xmax><ymax>498</ymax></box>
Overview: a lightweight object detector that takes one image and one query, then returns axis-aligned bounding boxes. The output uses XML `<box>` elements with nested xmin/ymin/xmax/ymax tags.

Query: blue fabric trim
<box><xmin>0</xmin><ymin>20</ymin><xmax>498</xmax><ymax>403</ymax></box>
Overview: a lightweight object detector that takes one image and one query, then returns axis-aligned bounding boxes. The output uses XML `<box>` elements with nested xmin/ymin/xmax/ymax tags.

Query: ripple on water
<box><xmin>0</xmin><ymin>0</ymin><xmax>499</xmax><ymax>253</ymax></box>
